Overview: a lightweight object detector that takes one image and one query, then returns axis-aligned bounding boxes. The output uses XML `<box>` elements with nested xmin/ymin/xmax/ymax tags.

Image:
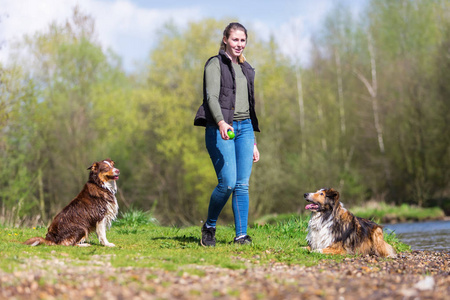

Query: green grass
<box><xmin>0</xmin><ymin>212</ymin><xmax>408</xmax><ymax>273</ymax></box>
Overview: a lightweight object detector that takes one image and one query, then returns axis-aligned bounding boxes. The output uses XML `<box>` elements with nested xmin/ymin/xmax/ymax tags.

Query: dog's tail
<box><xmin>374</xmin><ymin>227</ymin><xmax>397</xmax><ymax>258</ymax></box>
<box><xmin>384</xmin><ymin>242</ymin><xmax>397</xmax><ymax>258</ymax></box>
<box><xmin>381</xmin><ymin>239</ymin><xmax>397</xmax><ymax>258</ymax></box>
<box><xmin>24</xmin><ymin>237</ymin><xmax>55</xmax><ymax>246</ymax></box>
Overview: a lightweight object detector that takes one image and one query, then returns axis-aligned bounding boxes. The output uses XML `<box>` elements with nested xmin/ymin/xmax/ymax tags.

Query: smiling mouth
<box><xmin>107</xmin><ymin>175</ymin><xmax>119</xmax><ymax>180</ymax></box>
<box><xmin>305</xmin><ymin>202</ymin><xmax>319</xmax><ymax>211</ymax></box>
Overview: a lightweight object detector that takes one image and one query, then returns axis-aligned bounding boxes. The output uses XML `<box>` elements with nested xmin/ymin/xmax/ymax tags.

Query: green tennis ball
<box><xmin>227</xmin><ymin>130</ymin><xmax>235</xmax><ymax>139</ymax></box>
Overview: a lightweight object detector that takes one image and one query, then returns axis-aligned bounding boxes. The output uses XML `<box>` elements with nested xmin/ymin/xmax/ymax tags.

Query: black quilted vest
<box><xmin>194</xmin><ymin>50</ymin><xmax>260</xmax><ymax>132</ymax></box>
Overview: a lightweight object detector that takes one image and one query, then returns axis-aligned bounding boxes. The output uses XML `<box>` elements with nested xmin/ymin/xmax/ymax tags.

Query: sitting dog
<box><xmin>24</xmin><ymin>159</ymin><xmax>120</xmax><ymax>247</ymax></box>
<box><xmin>304</xmin><ymin>188</ymin><xmax>396</xmax><ymax>257</ymax></box>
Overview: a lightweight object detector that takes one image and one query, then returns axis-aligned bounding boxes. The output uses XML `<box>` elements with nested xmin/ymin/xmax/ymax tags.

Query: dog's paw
<box><xmin>103</xmin><ymin>242</ymin><xmax>115</xmax><ymax>247</ymax></box>
<box><xmin>301</xmin><ymin>246</ymin><xmax>312</xmax><ymax>252</ymax></box>
<box><xmin>312</xmin><ymin>249</ymin><xmax>323</xmax><ymax>254</ymax></box>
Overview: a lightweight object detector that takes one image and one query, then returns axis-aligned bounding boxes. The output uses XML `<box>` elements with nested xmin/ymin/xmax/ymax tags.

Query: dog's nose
<box><xmin>304</xmin><ymin>193</ymin><xmax>308</xmax><ymax>198</ymax></box>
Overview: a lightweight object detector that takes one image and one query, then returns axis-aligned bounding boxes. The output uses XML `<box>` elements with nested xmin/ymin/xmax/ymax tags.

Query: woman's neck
<box><xmin>225</xmin><ymin>51</ymin><xmax>238</xmax><ymax>64</ymax></box>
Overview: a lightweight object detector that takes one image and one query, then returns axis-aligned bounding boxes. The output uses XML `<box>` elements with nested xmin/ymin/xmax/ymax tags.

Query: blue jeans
<box><xmin>205</xmin><ymin>119</ymin><xmax>255</xmax><ymax>237</ymax></box>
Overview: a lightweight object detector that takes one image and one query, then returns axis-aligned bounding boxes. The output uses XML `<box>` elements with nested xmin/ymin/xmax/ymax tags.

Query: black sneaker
<box><xmin>234</xmin><ymin>235</ymin><xmax>252</xmax><ymax>245</ymax></box>
<box><xmin>201</xmin><ymin>224</ymin><xmax>216</xmax><ymax>247</ymax></box>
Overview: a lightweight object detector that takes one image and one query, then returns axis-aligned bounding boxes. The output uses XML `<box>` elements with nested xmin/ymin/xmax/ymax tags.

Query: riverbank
<box><xmin>351</xmin><ymin>202</ymin><xmax>446</xmax><ymax>224</ymax></box>
<box><xmin>0</xmin><ymin>250</ymin><xmax>448</xmax><ymax>299</ymax></box>
<box><xmin>255</xmin><ymin>203</ymin><xmax>446</xmax><ymax>226</ymax></box>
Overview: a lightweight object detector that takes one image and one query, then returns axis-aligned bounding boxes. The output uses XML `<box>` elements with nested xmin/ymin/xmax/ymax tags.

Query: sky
<box><xmin>0</xmin><ymin>0</ymin><xmax>368</xmax><ymax>72</ymax></box>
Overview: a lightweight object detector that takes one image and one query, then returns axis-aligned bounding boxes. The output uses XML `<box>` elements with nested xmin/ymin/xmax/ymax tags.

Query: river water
<box><xmin>384</xmin><ymin>220</ymin><xmax>450</xmax><ymax>251</ymax></box>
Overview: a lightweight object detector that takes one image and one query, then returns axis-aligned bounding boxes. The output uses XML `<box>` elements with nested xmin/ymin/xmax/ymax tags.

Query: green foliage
<box><xmin>1</xmin><ymin>2</ymin><xmax>449</xmax><ymax>226</ymax></box>
<box><xmin>0</xmin><ymin>66</ymin><xmax>42</xmax><ymax>225</ymax></box>
<box><xmin>384</xmin><ymin>231</ymin><xmax>411</xmax><ymax>253</ymax></box>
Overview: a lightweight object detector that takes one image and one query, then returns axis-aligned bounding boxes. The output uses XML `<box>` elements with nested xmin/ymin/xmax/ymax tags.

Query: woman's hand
<box><xmin>253</xmin><ymin>144</ymin><xmax>260</xmax><ymax>162</ymax></box>
<box><xmin>218</xmin><ymin>120</ymin><xmax>233</xmax><ymax>140</ymax></box>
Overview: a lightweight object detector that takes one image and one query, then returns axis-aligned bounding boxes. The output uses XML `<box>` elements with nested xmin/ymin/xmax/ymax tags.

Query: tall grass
<box><xmin>113</xmin><ymin>209</ymin><xmax>159</xmax><ymax>227</ymax></box>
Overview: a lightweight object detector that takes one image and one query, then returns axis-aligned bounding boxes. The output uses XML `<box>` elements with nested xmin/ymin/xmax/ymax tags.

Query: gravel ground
<box><xmin>0</xmin><ymin>250</ymin><xmax>449</xmax><ymax>299</ymax></box>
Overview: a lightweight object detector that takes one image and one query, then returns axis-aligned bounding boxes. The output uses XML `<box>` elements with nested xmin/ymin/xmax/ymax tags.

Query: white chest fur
<box><xmin>103</xmin><ymin>180</ymin><xmax>117</xmax><ymax>194</ymax></box>
<box><xmin>102</xmin><ymin>180</ymin><xmax>119</xmax><ymax>228</ymax></box>
<box><xmin>306</xmin><ymin>212</ymin><xmax>335</xmax><ymax>250</ymax></box>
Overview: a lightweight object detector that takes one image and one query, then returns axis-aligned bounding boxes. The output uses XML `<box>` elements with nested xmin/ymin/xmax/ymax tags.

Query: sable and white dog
<box><xmin>304</xmin><ymin>188</ymin><xmax>396</xmax><ymax>257</ymax></box>
<box><xmin>24</xmin><ymin>159</ymin><xmax>120</xmax><ymax>247</ymax></box>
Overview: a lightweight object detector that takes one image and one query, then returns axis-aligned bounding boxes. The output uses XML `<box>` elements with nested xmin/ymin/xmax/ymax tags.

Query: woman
<box><xmin>194</xmin><ymin>22</ymin><xmax>260</xmax><ymax>246</ymax></box>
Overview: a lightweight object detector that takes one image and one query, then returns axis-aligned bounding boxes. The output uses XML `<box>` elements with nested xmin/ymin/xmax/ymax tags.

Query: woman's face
<box><xmin>224</xmin><ymin>29</ymin><xmax>246</xmax><ymax>60</ymax></box>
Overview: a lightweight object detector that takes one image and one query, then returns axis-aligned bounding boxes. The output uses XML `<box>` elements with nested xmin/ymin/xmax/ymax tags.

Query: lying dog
<box><xmin>304</xmin><ymin>188</ymin><xmax>396</xmax><ymax>257</ymax></box>
<box><xmin>24</xmin><ymin>159</ymin><xmax>120</xmax><ymax>247</ymax></box>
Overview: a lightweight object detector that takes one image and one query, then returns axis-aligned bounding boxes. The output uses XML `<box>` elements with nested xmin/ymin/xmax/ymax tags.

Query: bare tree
<box><xmin>287</xmin><ymin>20</ymin><xmax>306</xmax><ymax>155</ymax></box>
<box><xmin>295</xmin><ymin>66</ymin><xmax>306</xmax><ymax>154</ymax></box>
<box><xmin>353</xmin><ymin>33</ymin><xmax>385</xmax><ymax>155</ymax></box>
<box><xmin>335</xmin><ymin>48</ymin><xmax>346</xmax><ymax>136</ymax></box>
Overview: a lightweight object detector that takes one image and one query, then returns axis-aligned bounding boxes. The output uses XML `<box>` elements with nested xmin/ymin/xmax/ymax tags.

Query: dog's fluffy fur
<box><xmin>304</xmin><ymin>188</ymin><xmax>396</xmax><ymax>257</ymax></box>
<box><xmin>24</xmin><ymin>159</ymin><xmax>120</xmax><ymax>247</ymax></box>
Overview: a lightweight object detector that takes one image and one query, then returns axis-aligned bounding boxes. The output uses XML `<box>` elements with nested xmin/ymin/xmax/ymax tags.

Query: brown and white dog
<box><xmin>304</xmin><ymin>188</ymin><xmax>396</xmax><ymax>257</ymax></box>
<box><xmin>24</xmin><ymin>159</ymin><xmax>120</xmax><ymax>247</ymax></box>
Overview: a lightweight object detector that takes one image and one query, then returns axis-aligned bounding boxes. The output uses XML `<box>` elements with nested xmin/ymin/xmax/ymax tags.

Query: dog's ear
<box><xmin>88</xmin><ymin>162</ymin><xmax>98</xmax><ymax>171</ymax></box>
<box><xmin>326</xmin><ymin>188</ymin><xmax>340</xmax><ymax>201</ymax></box>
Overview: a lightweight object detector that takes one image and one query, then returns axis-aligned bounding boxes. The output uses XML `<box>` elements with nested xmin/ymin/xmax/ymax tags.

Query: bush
<box><xmin>113</xmin><ymin>209</ymin><xmax>159</xmax><ymax>227</ymax></box>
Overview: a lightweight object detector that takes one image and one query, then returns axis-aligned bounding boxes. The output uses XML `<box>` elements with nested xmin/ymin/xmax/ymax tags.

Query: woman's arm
<box><xmin>205</xmin><ymin>58</ymin><xmax>233</xmax><ymax>139</ymax></box>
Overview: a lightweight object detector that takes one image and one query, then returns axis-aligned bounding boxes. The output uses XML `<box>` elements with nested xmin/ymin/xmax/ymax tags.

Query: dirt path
<box><xmin>1</xmin><ymin>251</ymin><xmax>448</xmax><ymax>299</ymax></box>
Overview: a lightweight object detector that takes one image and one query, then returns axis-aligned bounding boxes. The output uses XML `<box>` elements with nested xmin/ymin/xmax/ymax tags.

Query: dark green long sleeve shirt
<box><xmin>205</xmin><ymin>57</ymin><xmax>250</xmax><ymax>124</ymax></box>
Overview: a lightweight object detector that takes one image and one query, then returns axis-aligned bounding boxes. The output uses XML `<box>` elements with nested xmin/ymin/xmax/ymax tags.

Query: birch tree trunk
<box><xmin>38</xmin><ymin>168</ymin><xmax>47</xmax><ymax>223</ymax></box>
<box><xmin>353</xmin><ymin>33</ymin><xmax>385</xmax><ymax>155</ymax></box>
<box><xmin>353</xmin><ymin>32</ymin><xmax>391</xmax><ymax>191</ymax></box>
<box><xmin>296</xmin><ymin>67</ymin><xmax>306</xmax><ymax>155</ymax></box>
<box><xmin>335</xmin><ymin>48</ymin><xmax>346</xmax><ymax>136</ymax></box>
<box><xmin>317</xmin><ymin>103</ymin><xmax>327</xmax><ymax>152</ymax></box>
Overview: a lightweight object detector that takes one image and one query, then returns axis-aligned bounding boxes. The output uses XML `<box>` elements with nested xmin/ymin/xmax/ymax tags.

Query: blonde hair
<box><xmin>220</xmin><ymin>22</ymin><xmax>247</xmax><ymax>64</ymax></box>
